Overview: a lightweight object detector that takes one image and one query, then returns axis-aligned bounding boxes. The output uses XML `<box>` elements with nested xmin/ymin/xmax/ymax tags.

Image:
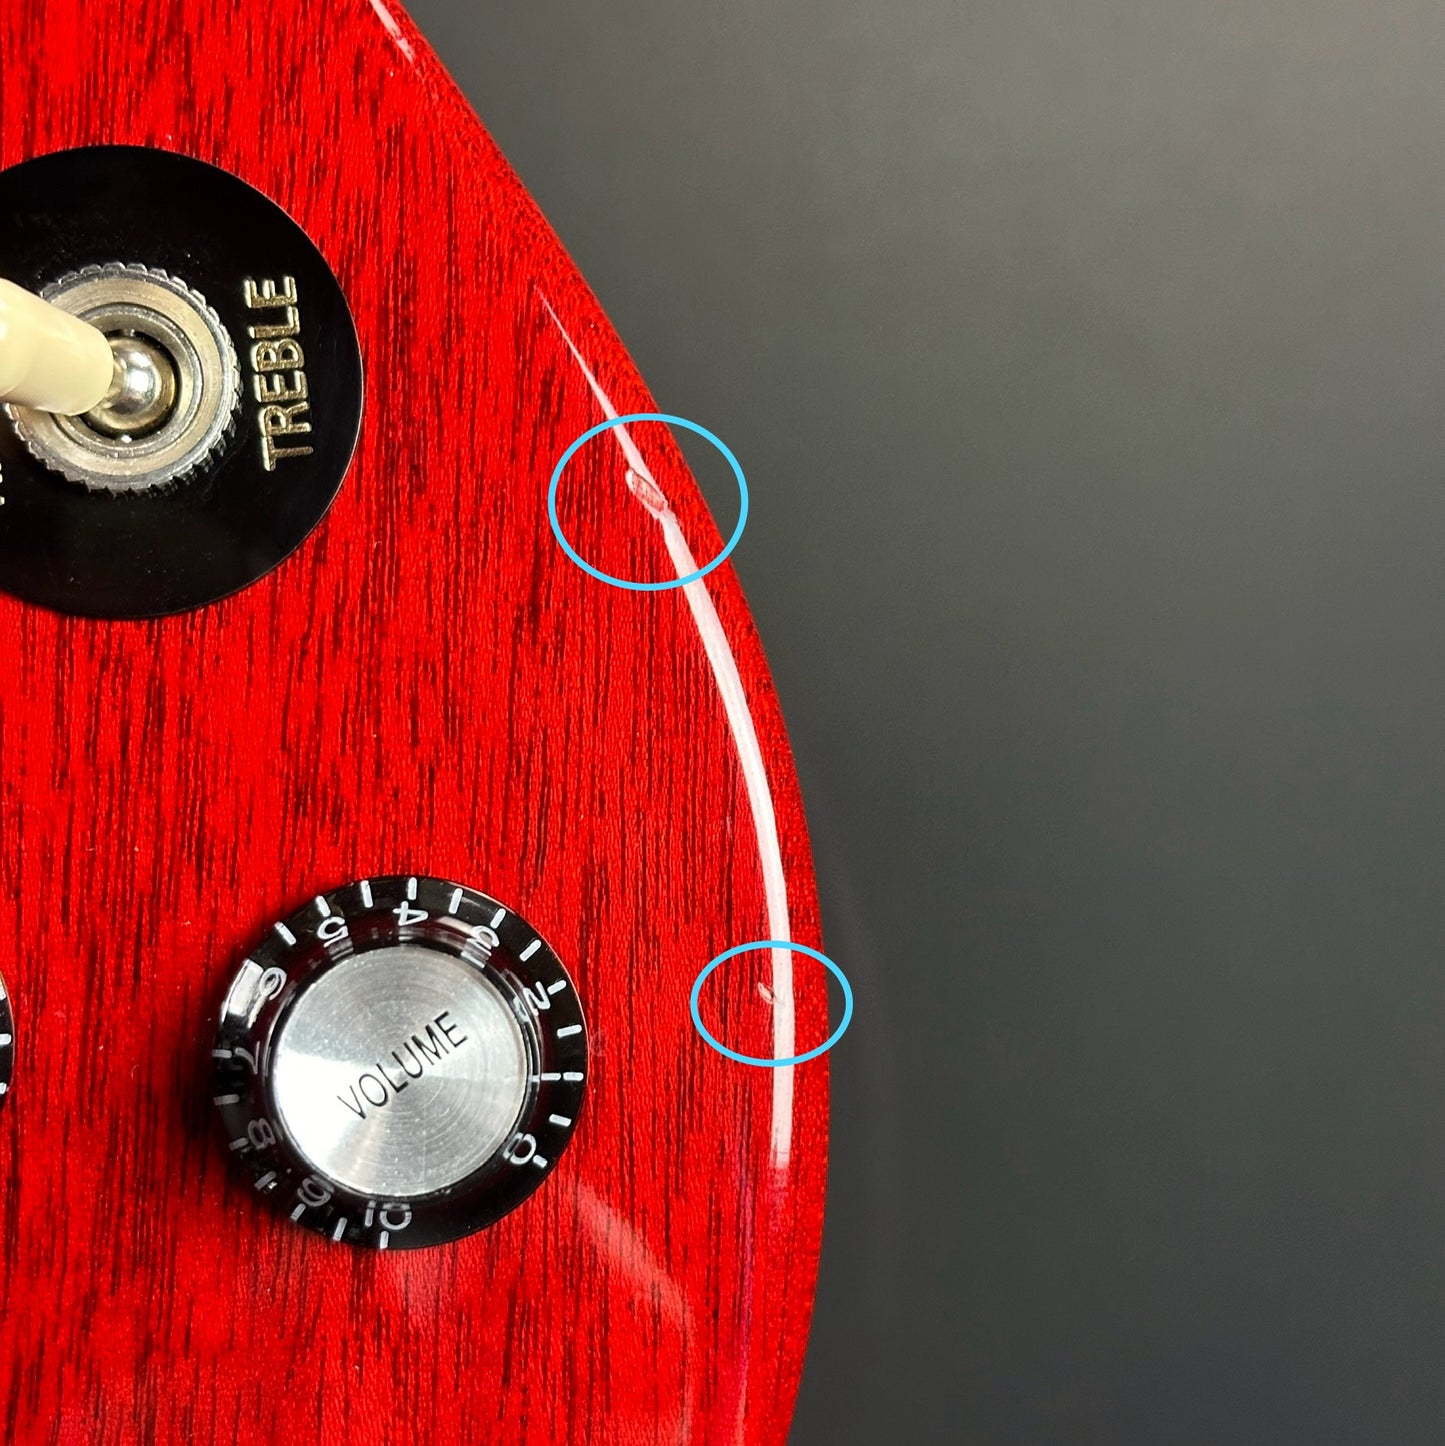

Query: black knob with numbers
<box><xmin>212</xmin><ymin>876</ymin><xmax>587</xmax><ymax>1250</ymax></box>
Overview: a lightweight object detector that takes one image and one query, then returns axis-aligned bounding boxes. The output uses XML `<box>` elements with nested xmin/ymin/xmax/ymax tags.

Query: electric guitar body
<box><xmin>0</xmin><ymin>3</ymin><xmax>828</xmax><ymax>1442</ymax></box>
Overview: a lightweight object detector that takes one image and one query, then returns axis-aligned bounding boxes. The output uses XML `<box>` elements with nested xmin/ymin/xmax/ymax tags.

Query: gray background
<box><xmin>404</xmin><ymin>3</ymin><xmax>1445</xmax><ymax>1441</ymax></box>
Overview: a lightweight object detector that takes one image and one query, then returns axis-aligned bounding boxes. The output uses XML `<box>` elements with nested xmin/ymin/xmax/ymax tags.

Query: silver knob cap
<box><xmin>213</xmin><ymin>877</ymin><xmax>588</xmax><ymax>1250</ymax></box>
<box><xmin>270</xmin><ymin>944</ymin><xmax>530</xmax><ymax>1200</ymax></box>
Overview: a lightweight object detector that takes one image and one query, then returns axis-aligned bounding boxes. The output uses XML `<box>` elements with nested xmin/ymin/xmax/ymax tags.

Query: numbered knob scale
<box><xmin>213</xmin><ymin>877</ymin><xmax>587</xmax><ymax>1249</ymax></box>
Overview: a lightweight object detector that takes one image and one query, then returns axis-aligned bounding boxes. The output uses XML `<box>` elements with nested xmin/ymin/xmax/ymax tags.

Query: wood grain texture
<box><xmin>0</xmin><ymin>2</ymin><xmax>828</xmax><ymax>1442</ymax></box>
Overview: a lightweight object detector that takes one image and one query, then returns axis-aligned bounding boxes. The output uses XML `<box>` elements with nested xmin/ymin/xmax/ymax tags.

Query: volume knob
<box><xmin>212</xmin><ymin>877</ymin><xmax>587</xmax><ymax>1250</ymax></box>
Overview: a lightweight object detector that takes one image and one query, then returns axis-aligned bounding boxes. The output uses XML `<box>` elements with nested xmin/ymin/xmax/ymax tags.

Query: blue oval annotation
<box><xmin>689</xmin><ymin>941</ymin><xmax>853</xmax><ymax>1067</ymax></box>
<box><xmin>548</xmin><ymin>413</ymin><xmax>749</xmax><ymax>591</ymax></box>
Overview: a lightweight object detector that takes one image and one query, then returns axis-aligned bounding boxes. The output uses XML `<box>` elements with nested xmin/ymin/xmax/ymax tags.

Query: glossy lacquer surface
<box><xmin>0</xmin><ymin>3</ymin><xmax>827</xmax><ymax>1442</ymax></box>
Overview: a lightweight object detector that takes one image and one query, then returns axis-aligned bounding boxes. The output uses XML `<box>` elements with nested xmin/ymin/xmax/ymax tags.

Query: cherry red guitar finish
<box><xmin>0</xmin><ymin>3</ymin><xmax>828</xmax><ymax>1442</ymax></box>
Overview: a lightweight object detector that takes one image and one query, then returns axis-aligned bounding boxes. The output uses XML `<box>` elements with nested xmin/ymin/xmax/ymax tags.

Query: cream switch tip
<box><xmin>0</xmin><ymin>276</ymin><xmax>114</xmax><ymax>415</ymax></box>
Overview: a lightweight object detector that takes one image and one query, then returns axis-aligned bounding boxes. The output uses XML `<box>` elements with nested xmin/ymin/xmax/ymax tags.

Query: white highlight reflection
<box><xmin>541</xmin><ymin>296</ymin><xmax>796</xmax><ymax>1167</ymax></box>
